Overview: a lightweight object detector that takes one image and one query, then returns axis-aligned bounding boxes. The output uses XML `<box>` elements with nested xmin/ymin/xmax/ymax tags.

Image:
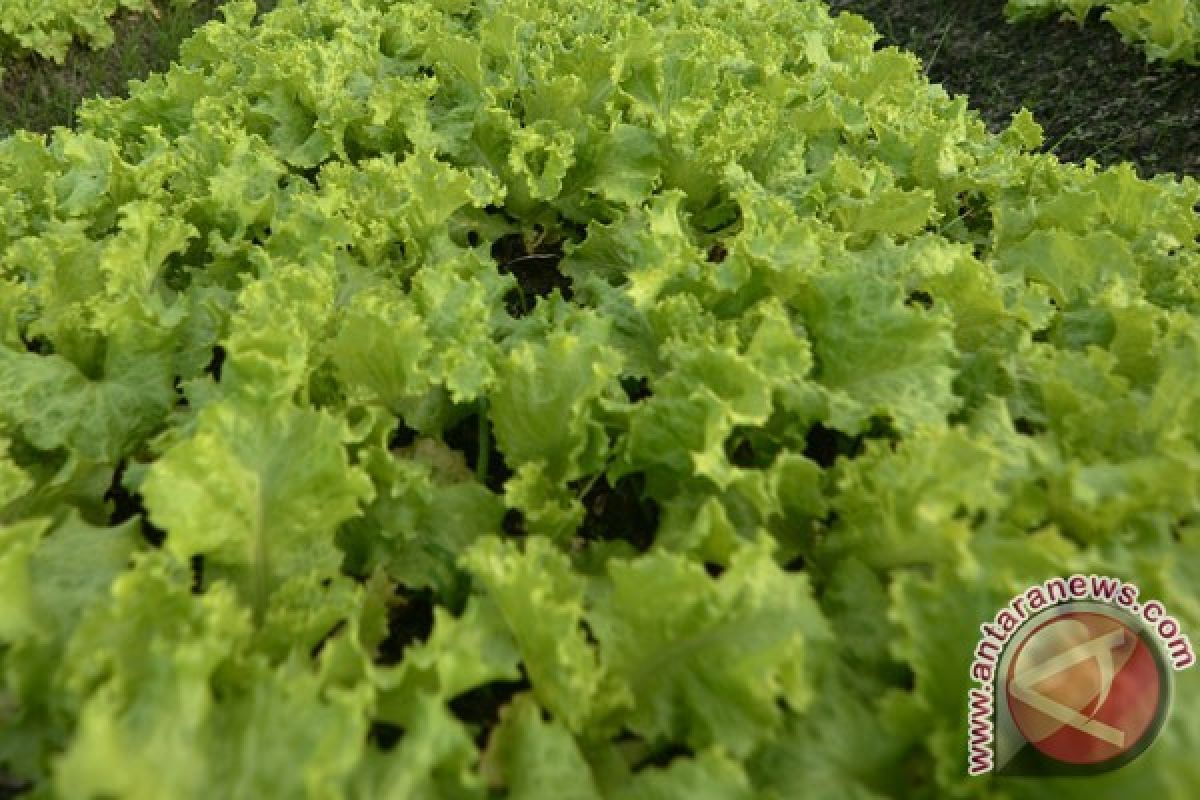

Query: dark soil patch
<box><xmin>448</xmin><ymin>677</ymin><xmax>532</xmax><ymax>747</ymax></box>
<box><xmin>575</xmin><ymin>473</ymin><xmax>660</xmax><ymax>552</ymax></box>
<box><xmin>491</xmin><ymin>231</ymin><xmax>573</xmax><ymax>317</ymax></box>
<box><xmin>441</xmin><ymin>408</ymin><xmax>512</xmax><ymax>493</ymax></box>
<box><xmin>376</xmin><ymin>587</ymin><xmax>436</xmax><ymax>667</ymax></box>
<box><xmin>827</xmin><ymin>0</ymin><xmax>1200</xmax><ymax>179</ymax></box>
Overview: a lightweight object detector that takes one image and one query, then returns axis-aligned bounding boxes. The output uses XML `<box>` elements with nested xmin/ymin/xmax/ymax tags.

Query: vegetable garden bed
<box><xmin>1</xmin><ymin>1</ymin><xmax>1198</xmax><ymax>798</ymax></box>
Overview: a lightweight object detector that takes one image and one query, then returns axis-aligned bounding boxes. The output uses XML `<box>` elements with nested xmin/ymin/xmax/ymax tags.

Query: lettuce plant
<box><xmin>0</xmin><ymin>0</ymin><xmax>195</xmax><ymax>72</ymax></box>
<box><xmin>1</xmin><ymin>0</ymin><xmax>1198</xmax><ymax>797</ymax></box>
<box><xmin>1006</xmin><ymin>0</ymin><xmax>1200</xmax><ymax>65</ymax></box>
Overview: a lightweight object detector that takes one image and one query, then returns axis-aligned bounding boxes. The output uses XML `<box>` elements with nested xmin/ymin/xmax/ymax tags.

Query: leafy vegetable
<box><xmin>1</xmin><ymin>0</ymin><xmax>1198</xmax><ymax>797</ymax></box>
<box><xmin>0</xmin><ymin>0</ymin><xmax>195</xmax><ymax>72</ymax></box>
<box><xmin>1005</xmin><ymin>0</ymin><xmax>1200</xmax><ymax>65</ymax></box>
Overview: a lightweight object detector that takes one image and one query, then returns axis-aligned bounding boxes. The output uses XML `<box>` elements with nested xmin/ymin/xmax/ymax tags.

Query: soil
<box><xmin>826</xmin><ymin>0</ymin><xmax>1200</xmax><ymax>179</ymax></box>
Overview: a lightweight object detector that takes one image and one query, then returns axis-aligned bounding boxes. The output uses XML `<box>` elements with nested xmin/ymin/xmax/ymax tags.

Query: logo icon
<box><xmin>994</xmin><ymin>603</ymin><xmax>1171</xmax><ymax>776</ymax></box>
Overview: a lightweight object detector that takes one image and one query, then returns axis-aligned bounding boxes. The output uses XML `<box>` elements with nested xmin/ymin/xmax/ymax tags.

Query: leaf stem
<box><xmin>476</xmin><ymin>397</ymin><xmax>490</xmax><ymax>482</ymax></box>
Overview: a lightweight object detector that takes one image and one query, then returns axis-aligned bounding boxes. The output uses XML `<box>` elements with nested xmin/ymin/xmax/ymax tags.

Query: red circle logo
<box><xmin>1005</xmin><ymin>611</ymin><xmax>1164</xmax><ymax>765</ymax></box>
